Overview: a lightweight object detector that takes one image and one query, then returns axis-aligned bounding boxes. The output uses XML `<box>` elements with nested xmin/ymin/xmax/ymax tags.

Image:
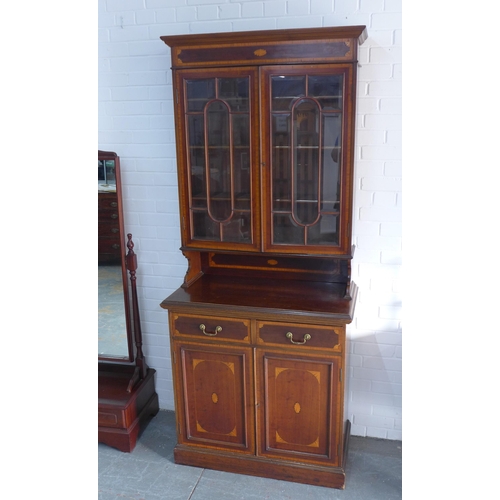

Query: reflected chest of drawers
<box><xmin>98</xmin><ymin>192</ymin><xmax>121</xmax><ymax>265</ymax></box>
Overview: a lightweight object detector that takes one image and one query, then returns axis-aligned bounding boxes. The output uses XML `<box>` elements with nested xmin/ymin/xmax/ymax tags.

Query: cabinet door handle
<box><xmin>286</xmin><ymin>332</ymin><xmax>311</xmax><ymax>345</ymax></box>
<box><xmin>199</xmin><ymin>324</ymin><xmax>222</xmax><ymax>336</ymax></box>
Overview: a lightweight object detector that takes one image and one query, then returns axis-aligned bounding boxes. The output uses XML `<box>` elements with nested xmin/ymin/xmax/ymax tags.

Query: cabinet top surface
<box><xmin>161</xmin><ymin>25</ymin><xmax>367</xmax><ymax>48</ymax></box>
<box><xmin>161</xmin><ymin>275</ymin><xmax>357</xmax><ymax>322</ymax></box>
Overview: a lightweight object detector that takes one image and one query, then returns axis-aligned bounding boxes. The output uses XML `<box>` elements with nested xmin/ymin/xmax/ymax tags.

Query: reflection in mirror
<box><xmin>98</xmin><ymin>151</ymin><xmax>133</xmax><ymax>362</ymax></box>
<box><xmin>98</xmin><ymin>265</ymin><xmax>128</xmax><ymax>357</ymax></box>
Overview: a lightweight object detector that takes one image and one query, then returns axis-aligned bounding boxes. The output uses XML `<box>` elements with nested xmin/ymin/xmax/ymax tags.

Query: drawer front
<box><xmin>98</xmin><ymin>409</ymin><xmax>125</xmax><ymax>428</ymax></box>
<box><xmin>98</xmin><ymin>210</ymin><xmax>120</xmax><ymax>222</ymax></box>
<box><xmin>257</xmin><ymin>321</ymin><xmax>342</xmax><ymax>351</ymax></box>
<box><xmin>98</xmin><ymin>237</ymin><xmax>121</xmax><ymax>254</ymax></box>
<box><xmin>172</xmin><ymin>313</ymin><xmax>250</xmax><ymax>343</ymax></box>
<box><xmin>98</xmin><ymin>221</ymin><xmax>121</xmax><ymax>238</ymax></box>
<box><xmin>98</xmin><ymin>193</ymin><xmax>119</xmax><ymax>211</ymax></box>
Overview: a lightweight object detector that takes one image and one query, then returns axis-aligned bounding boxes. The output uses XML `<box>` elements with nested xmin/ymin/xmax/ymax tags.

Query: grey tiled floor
<box><xmin>98</xmin><ymin>410</ymin><xmax>402</xmax><ymax>499</ymax></box>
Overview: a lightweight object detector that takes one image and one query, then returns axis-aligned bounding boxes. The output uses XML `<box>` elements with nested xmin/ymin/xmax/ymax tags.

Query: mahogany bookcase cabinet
<box><xmin>160</xmin><ymin>26</ymin><xmax>367</xmax><ymax>489</ymax></box>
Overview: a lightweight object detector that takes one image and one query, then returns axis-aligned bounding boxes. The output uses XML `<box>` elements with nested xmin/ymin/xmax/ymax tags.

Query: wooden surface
<box><xmin>98</xmin><ymin>153</ymin><xmax>159</xmax><ymax>450</ymax></box>
<box><xmin>161</xmin><ymin>274</ymin><xmax>357</xmax><ymax>322</ymax></box>
<box><xmin>98</xmin><ymin>366</ymin><xmax>159</xmax><ymax>453</ymax></box>
<box><xmin>162</xmin><ymin>26</ymin><xmax>367</xmax><ymax>69</ymax></box>
<box><xmin>98</xmin><ymin>150</ymin><xmax>133</xmax><ymax>363</ymax></box>
<box><xmin>98</xmin><ymin>192</ymin><xmax>121</xmax><ymax>265</ymax></box>
<box><xmin>160</xmin><ymin>26</ymin><xmax>365</xmax><ymax>489</ymax></box>
<box><xmin>168</xmin><ymin>303</ymin><xmax>350</xmax><ymax>488</ymax></box>
<box><xmin>161</xmin><ymin>25</ymin><xmax>367</xmax><ymax>47</ymax></box>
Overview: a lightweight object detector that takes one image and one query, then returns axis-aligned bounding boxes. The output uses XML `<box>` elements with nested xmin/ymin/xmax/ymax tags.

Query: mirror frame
<box><xmin>98</xmin><ymin>150</ymin><xmax>134</xmax><ymax>363</ymax></box>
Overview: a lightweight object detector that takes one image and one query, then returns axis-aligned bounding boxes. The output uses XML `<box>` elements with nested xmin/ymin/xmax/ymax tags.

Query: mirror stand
<box><xmin>124</xmin><ymin>234</ymin><xmax>147</xmax><ymax>391</ymax></box>
<box><xmin>98</xmin><ymin>149</ymin><xmax>158</xmax><ymax>453</ymax></box>
<box><xmin>98</xmin><ymin>234</ymin><xmax>159</xmax><ymax>452</ymax></box>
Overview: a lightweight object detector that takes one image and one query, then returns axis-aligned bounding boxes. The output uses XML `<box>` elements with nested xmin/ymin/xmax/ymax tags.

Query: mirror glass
<box><xmin>98</xmin><ymin>152</ymin><xmax>133</xmax><ymax>361</ymax></box>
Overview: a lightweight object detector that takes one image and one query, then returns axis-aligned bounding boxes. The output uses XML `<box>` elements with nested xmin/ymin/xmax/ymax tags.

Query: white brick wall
<box><xmin>98</xmin><ymin>0</ymin><xmax>402</xmax><ymax>440</ymax></box>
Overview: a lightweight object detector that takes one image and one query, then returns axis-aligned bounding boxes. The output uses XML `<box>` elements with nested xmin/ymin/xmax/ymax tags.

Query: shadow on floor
<box><xmin>99</xmin><ymin>410</ymin><xmax>402</xmax><ymax>500</ymax></box>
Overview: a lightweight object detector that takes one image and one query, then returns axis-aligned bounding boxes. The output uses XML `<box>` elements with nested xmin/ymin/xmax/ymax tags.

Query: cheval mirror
<box><xmin>98</xmin><ymin>150</ymin><xmax>133</xmax><ymax>362</ymax></box>
<box><xmin>98</xmin><ymin>150</ymin><xmax>159</xmax><ymax>453</ymax></box>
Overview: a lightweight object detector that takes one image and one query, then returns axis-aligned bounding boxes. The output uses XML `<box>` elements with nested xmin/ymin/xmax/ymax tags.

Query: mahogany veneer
<box><xmin>160</xmin><ymin>26</ymin><xmax>366</xmax><ymax>489</ymax></box>
<box><xmin>98</xmin><ymin>151</ymin><xmax>159</xmax><ymax>453</ymax></box>
<box><xmin>98</xmin><ymin>364</ymin><xmax>159</xmax><ymax>452</ymax></box>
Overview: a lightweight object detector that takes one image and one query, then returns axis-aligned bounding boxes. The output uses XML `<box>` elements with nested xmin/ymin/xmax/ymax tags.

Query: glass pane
<box><xmin>206</xmin><ymin>100</ymin><xmax>230</xmax><ymax>216</ymax></box>
<box><xmin>183</xmin><ymin>74</ymin><xmax>255</xmax><ymax>246</ymax></box>
<box><xmin>272</xmin><ymin>76</ymin><xmax>306</xmax><ymax>111</ymax></box>
<box><xmin>232</xmin><ymin>114</ymin><xmax>249</xmax><ymax>147</ymax></box>
<box><xmin>219</xmin><ymin>77</ymin><xmax>249</xmax><ymax>112</ymax></box>
<box><xmin>188</xmin><ymin>115</ymin><xmax>204</xmax><ymax>147</ymax></box>
<box><xmin>207</xmin><ymin>101</ymin><xmax>229</xmax><ymax>147</ymax></box>
<box><xmin>222</xmin><ymin>213</ymin><xmax>251</xmax><ymax>242</ymax></box>
<box><xmin>272</xmin><ymin>114</ymin><xmax>291</xmax><ymax>211</ymax></box>
<box><xmin>321</xmin><ymin>113</ymin><xmax>341</xmax><ymax>209</ymax></box>
<box><xmin>268</xmin><ymin>71</ymin><xmax>344</xmax><ymax>248</ymax></box>
<box><xmin>233</xmin><ymin>146</ymin><xmax>251</xmax><ymax>210</ymax></box>
<box><xmin>207</xmin><ymin>148</ymin><xmax>231</xmax><ymax>221</ymax></box>
<box><xmin>322</xmin><ymin>113</ymin><xmax>342</xmax><ymax>148</ymax></box>
<box><xmin>307</xmin><ymin>214</ymin><xmax>339</xmax><ymax>245</ymax></box>
<box><xmin>308</xmin><ymin>75</ymin><xmax>343</xmax><ymax>110</ymax></box>
<box><xmin>192</xmin><ymin>211</ymin><xmax>220</xmax><ymax>240</ymax></box>
<box><xmin>190</xmin><ymin>149</ymin><xmax>206</xmax><ymax>206</ymax></box>
<box><xmin>98</xmin><ymin>160</ymin><xmax>105</xmax><ymax>181</ymax></box>
<box><xmin>293</xmin><ymin>99</ymin><xmax>320</xmax><ymax>225</ymax></box>
<box><xmin>273</xmin><ymin>214</ymin><xmax>304</xmax><ymax>245</ymax></box>
<box><xmin>186</xmin><ymin>79</ymin><xmax>215</xmax><ymax>112</ymax></box>
<box><xmin>105</xmin><ymin>160</ymin><xmax>116</xmax><ymax>184</ymax></box>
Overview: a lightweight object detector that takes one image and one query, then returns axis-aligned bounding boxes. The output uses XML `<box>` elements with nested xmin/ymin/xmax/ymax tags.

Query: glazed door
<box><xmin>174</xmin><ymin>67</ymin><xmax>261</xmax><ymax>252</ymax></box>
<box><xmin>256</xmin><ymin>350</ymin><xmax>342</xmax><ymax>466</ymax></box>
<box><xmin>174</xmin><ymin>342</ymin><xmax>255</xmax><ymax>453</ymax></box>
<box><xmin>261</xmin><ymin>65</ymin><xmax>355</xmax><ymax>255</ymax></box>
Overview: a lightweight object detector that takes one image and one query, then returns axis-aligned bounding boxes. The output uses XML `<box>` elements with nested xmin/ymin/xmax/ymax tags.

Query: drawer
<box><xmin>98</xmin><ymin>238</ymin><xmax>121</xmax><ymax>254</ymax></box>
<box><xmin>98</xmin><ymin>193</ymin><xmax>119</xmax><ymax>211</ymax></box>
<box><xmin>98</xmin><ymin>408</ymin><xmax>125</xmax><ymax>429</ymax></box>
<box><xmin>98</xmin><ymin>222</ymin><xmax>120</xmax><ymax>238</ymax></box>
<box><xmin>172</xmin><ymin>313</ymin><xmax>250</xmax><ymax>343</ymax></box>
<box><xmin>257</xmin><ymin>321</ymin><xmax>342</xmax><ymax>351</ymax></box>
<box><xmin>98</xmin><ymin>210</ymin><xmax>120</xmax><ymax>222</ymax></box>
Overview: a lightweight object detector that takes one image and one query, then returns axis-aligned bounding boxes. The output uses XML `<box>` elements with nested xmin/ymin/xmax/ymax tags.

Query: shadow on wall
<box><xmin>346</xmin><ymin>328</ymin><xmax>402</xmax><ymax>439</ymax></box>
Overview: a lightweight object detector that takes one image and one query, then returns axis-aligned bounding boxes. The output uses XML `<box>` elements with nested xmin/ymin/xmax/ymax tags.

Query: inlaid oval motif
<box><xmin>211</xmin><ymin>392</ymin><xmax>219</xmax><ymax>404</ymax></box>
<box><xmin>267</xmin><ymin>259</ymin><xmax>278</xmax><ymax>266</ymax></box>
<box><xmin>254</xmin><ymin>49</ymin><xmax>267</xmax><ymax>57</ymax></box>
<box><xmin>275</xmin><ymin>368</ymin><xmax>320</xmax><ymax>445</ymax></box>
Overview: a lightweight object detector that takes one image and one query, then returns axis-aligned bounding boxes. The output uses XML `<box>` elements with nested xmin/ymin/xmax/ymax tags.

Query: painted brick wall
<box><xmin>98</xmin><ymin>0</ymin><xmax>402</xmax><ymax>440</ymax></box>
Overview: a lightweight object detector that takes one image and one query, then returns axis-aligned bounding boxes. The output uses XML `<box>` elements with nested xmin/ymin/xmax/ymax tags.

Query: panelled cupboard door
<box><xmin>174</xmin><ymin>67</ymin><xmax>261</xmax><ymax>252</ymax></box>
<box><xmin>256</xmin><ymin>350</ymin><xmax>342</xmax><ymax>466</ymax></box>
<box><xmin>175</xmin><ymin>342</ymin><xmax>255</xmax><ymax>453</ymax></box>
<box><xmin>261</xmin><ymin>64</ymin><xmax>355</xmax><ymax>256</ymax></box>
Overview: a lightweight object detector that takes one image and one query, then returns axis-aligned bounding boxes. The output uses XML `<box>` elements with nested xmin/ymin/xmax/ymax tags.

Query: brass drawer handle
<box><xmin>286</xmin><ymin>332</ymin><xmax>311</xmax><ymax>345</ymax></box>
<box><xmin>111</xmin><ymin>213</ymin><xmax>118</xmax><ymax>219</ymax></box>
<box><xmin>199</xmin><ymin>324</ymin><xmax>222</xmax><ymax>336</ymax></box>
<box><xmin>110</xmin><ymin>202</ymin><xmax>118</xmax><ymax>208</ymax></box>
